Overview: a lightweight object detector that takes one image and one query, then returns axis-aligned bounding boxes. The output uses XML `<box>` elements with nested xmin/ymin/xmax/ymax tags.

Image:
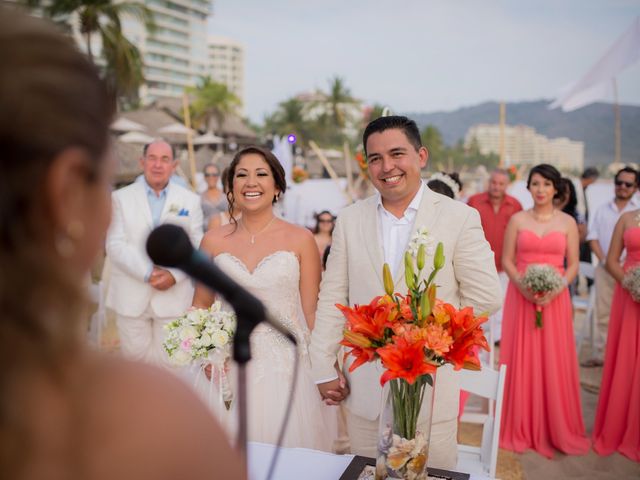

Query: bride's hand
<box><xmin>203</xmin><ymin>363</ymin><xmax>213</xmax><ymax>381</ymax></box>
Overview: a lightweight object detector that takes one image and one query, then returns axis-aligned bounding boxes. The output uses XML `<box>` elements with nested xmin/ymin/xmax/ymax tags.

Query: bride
<box><xmin>192</xmin><ymin>146</ymin><xmax>336</xmax><ymax>451</ymax></box>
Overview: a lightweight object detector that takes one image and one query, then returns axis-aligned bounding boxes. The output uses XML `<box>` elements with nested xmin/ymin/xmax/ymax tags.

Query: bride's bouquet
<box><xmin>520</xmin><ymin>264</ymin><xmax>565</xmax><ymax>328</ymax></box>
<box><xmin>163</xmin><ymin>302</ymin><xmax>236</xmax><ymax>407</ymax></box>
<box><xmin>622</xmin><ymin>266</ymin><xmax>640</xmax><ymax>302</ymax></box>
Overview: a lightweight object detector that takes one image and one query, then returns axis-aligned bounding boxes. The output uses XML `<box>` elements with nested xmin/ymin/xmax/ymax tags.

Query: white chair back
<box><xmin>574</xmin><ymin>261</ymin><xmax>597</xmax><ymax>353</ymax></box>
<box><xmin>456</xmin><ymin>364</ymin><xmax>507</xmax><ymax>479</ymax></box>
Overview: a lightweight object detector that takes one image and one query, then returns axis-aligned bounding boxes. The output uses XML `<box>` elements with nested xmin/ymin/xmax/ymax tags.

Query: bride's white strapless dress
<box><xmin>193</xmin><ymin>250</ymin><xmax>336</xmax><ymax>451</ymax></box>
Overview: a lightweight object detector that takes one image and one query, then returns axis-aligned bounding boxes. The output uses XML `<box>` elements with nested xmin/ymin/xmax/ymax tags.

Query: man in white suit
<box><xmin>106</xmin><ymin>140</ymin><xmax>203</xmax><ymax>366</ymax></box>
<box><xmin>309</xmin><ymin>116</ymin><xmax>501</xmax><ymax>469</ymax></box>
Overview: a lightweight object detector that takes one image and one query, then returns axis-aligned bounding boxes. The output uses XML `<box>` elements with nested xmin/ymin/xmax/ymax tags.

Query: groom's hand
<box><xmin>318</xmin><ymin>370</ymin><xmax>350</xmax><ymax>406</ymax></box>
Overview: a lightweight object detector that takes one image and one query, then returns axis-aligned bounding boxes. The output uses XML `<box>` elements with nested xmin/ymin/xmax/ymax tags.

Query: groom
<box><xmin>309</xmin><ymin>116</ymin><xmax>502</xmax><ymax>469</ymax></box>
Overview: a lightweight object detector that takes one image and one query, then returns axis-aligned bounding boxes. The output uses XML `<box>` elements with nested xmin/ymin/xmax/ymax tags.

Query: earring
<box><xmin>55</xmin><ymin>220</ymin><xmax>85</xmax><ymax>258</ymax></box>
<box><xmin>274</xmin><ymin>193</ymin><xmax>280</xmax><ymax>202</ymax></box>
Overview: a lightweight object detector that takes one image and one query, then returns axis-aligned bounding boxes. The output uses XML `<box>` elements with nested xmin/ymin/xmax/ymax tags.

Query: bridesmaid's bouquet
<box><xmin>520</xmin><ymin>264</ymin><xmax>565</xmax><ymax>328</ymax></box>
<box><xmin>622</xmin><ymin>266</ymin><xmax>640</xmax><ymax>302</ymax></box>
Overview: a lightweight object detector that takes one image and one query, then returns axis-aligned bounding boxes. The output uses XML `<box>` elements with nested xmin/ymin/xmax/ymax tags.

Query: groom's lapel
<box><xmin>361</xmin><ymin>197</ymin><xmax>385</xmax><ymax>290</ymax></box>
<box><xmin>393</xmin><ymin>185</ymin><xmax>442</xmax><ymax>291</ymax></box>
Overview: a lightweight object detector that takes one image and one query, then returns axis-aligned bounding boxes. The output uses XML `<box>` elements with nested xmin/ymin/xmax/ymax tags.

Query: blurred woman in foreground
<box><xmin>0</xmin><ymin>10</ymin><xmax>244</xmax><ymax>479</ymax></box>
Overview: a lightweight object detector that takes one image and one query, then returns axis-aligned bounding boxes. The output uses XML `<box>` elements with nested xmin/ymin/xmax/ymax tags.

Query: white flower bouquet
<box><xmin>622</xmin><ymin>266</ymin><xmax>640</xmax><ymax>302</ymax></box>
<box><xmin>520</xmin><ymin>264</ymin><xmax>565</xmax><ymax>328</ymax></box>
<box><xmin>164</xmin><ymin>302</ymin><xmax>236</xmax><ymax>407</ymax></box>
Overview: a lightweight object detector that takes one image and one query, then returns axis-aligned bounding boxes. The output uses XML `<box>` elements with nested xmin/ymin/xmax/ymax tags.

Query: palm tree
<box><xmin>264</xmin><ymin>97</ymin><xmax>314</xmax><ymax>146</ymax></box>
<box><xmin>324</xmin><ymin>76</ymin><xmax>359</xmax><ymax>129</ymax></box>
<box><xmin>23</xmin><ymin>0</ymin><xmax>154</xmax><ymax>104</ymax></box>
<box><xmin>187</xmin><ymin>76</ymin><xmax>241</xmax><ymax>135</ymax></box>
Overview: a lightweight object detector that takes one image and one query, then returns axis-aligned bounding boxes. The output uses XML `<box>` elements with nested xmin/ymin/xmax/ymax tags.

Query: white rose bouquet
<box><xmin>164</xmin><ymin>302</ymin><xmax>236</xmax><ymax>407</ymax></box>
<box><xmin>520</xmin><ymin>264</ymin><xmax>565</xmax><ymax>328</ymax></box>
<box><xmin>622</xmin><ymin>266</ymin><xmax>640</xmax><ymax>302</ymax></box>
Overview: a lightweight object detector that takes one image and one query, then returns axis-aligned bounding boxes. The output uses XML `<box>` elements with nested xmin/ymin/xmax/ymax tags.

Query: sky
<box><xmin>208</xmin><ymin>0</ymin><xmax>640</xmax><ymax>122</ymax></box>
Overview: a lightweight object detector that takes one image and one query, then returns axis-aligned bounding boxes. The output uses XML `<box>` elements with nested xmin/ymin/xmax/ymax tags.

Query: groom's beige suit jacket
<box><xmin>310</xmin><ymin>185</ymin><xmax>501</xmax><ymax>466</ymax></box>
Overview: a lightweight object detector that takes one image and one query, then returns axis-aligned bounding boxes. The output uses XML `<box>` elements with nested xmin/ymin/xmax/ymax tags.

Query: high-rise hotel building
<box><xmin>207</xmin><ymin>35</ymin><xmax>245</xmax><ymax>108</ymax></box>
<box><xmin>121</xmin><ymin>0</ymin><xmax>212</xmax><ymax>100</ymax></box>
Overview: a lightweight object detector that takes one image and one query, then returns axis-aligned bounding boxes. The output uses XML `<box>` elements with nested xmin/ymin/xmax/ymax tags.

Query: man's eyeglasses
<box><xmin>615</xmin><ymin>179</ymin><xmax>636</xmax><ymax>188</ymax></box>
<box><xmin>204</xmin><ymin>172</ymin><xmax>219</xmax><ymax>178</ymax></box>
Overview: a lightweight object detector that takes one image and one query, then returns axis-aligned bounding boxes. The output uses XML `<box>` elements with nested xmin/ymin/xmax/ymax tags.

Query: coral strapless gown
<box><xmin>593</xmin><ymin>227</ymin><xmax>640</xmax><ymax>462</ymax></box>
<box><xmin>499</xmin><ymin>230</ymin><xmax>589</xmax><ymax>458</ymax></box>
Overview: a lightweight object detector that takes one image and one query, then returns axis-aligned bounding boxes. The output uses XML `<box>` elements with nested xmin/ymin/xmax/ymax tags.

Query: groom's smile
<box><xmin>366</xmin><ymin>128</ymin><xmax>428</xmax><ymax>216</ymax></box>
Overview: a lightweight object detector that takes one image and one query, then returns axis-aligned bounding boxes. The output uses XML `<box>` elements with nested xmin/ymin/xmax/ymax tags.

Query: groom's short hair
<box><xmin>362</xmin><ymin>115</ymin><xmax>422</xmax><ymax>155</ymax></box>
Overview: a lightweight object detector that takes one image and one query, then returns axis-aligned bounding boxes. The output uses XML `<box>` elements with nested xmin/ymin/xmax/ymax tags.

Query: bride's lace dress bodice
<box><xmin>215</xmin><ymin>251</ymin><xmax>310</xmax><ymax>374</ymax></box>
<box><xmin>193</xmin><ymin>250</ymin><xmax>335</xmax><ymax>450</ymax></box>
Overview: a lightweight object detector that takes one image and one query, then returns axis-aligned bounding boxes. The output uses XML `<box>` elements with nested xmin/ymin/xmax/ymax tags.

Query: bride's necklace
<box><xmin>531</xmin><ymin>209</ymin><xmax>557</xmax><ymax>222</ymax></box>
<box><xmin>240</xmin><ymin>216</ymin><xmax>276</xmax><ymax>244</ymax></box>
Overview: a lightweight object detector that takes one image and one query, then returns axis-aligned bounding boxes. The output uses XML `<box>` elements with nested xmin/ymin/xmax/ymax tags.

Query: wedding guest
<box><xmin>208</xmin><ymin>167</ymin><xmax>239</xmax><ymax>229</ymax></box>
<box><xmin>201</xmin><ymin>162</ymin><xmax>228</xmax><ymax>231</ymax></box>
<box><xmin>468</xmin><ymin>169</ymin><xmax>523</xmax><ymax>345</ymax></box>
<box><xmin>310</xmin><ymin>116</ymin><xmax>502</xmax><ymax>468</ymax></box>
<box><xmin>576</xmin><ymin>168</ymin><xmax>599</xmax><ymax>268</ymax></box>
<box><xmin>583</xmin><ymin>167</ymin><xmax>640</xmax><ymax>367</ymax></box>
<box><xmin>105</xmin><ymin>139</ymin><xmax>203</xmax><ymax>367</ymax></box>
<box><xmin>556</xmin><ymin>178</ymin><xmax>587</xmax><ymax>242</ymax></box>
<box><xmin>0</xmin><ymin>10</ymin><xmax>244</xmax><ymax>479</ymax></box>
<box><xmin>593</xmin><ymin>209</ymin><xmax>640</xmax><ymax>461</ymax></box>
<box><xmin>313</xmin><ymin>210</ymin><xmax>335</xmax><ymax>259</ymax></box>
<box><xmin>427</xmin><ymin>171</ymin><xmax>462</xmax><ymax>200</ymax></box>
<box><xmin>499</xmin><ymin>164</ymin><xmax>589</xmax><ymax>458</ymax></box>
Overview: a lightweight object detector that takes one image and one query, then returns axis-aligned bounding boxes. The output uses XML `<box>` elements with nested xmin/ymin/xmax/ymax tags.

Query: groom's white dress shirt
<box><xmin>378</xmin><ymin>182</ymin><xmax>424</xmax><ymax>278</ymax></box>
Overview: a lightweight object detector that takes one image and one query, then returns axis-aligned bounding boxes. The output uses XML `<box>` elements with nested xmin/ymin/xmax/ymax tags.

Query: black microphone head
<box><xmin>146</xmin><ymin>224</ymin><xmax>194</xmax><ymax>268</ymax></box>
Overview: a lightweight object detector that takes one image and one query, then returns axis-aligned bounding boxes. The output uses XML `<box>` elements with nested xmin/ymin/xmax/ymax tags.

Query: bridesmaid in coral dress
<box><xmin>593</xmin><ymin>209</ymin><xmax>640</xmax><ymax>461</ymax></box>
<box><xmin>499</xmin><ymin>164</ymin><xmax>590</xmax><ymax>458</ymax></box>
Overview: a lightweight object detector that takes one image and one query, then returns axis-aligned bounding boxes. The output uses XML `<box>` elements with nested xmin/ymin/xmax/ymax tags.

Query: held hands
<box><xmin>317</xmin><ymin>367</ymin><xmax>350</xmax><ymax>406</ymax></box>
<box><xmin>150</xmin><ymin>267</ymin><xmax>176</xmax><ymax>290</ymax></box>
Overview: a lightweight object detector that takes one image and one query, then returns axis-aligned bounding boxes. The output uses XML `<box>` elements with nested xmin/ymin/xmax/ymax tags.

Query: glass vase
<box><xmin>375</xmin><ymin>373</ymin><xmax>436</xmax><ymax>480</ymax></box>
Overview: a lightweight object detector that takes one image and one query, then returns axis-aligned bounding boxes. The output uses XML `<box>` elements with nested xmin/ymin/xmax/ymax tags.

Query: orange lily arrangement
<box><xmin>337</xmin><ymin>241</ymin><xmax>489</xmax><ymax>441</ymax></box>
<box><xmin>339</xmin><ymin>242</ymin><xmax>489</xmax><ymax>386</ymax></box>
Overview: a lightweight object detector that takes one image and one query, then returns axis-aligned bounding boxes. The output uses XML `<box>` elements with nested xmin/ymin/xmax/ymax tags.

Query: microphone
<box><xmin>146</xmin><ymin>224</ymin><xmax>297</xmax><ymax>357</ymax></box>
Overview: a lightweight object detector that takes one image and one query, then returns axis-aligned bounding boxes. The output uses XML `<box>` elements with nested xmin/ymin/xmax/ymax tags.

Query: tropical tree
<box><xmin>322</xmin><ymin>76</ymin><xmax>359</xmax><ymax>129</ymax></box>
<box><xmin>421</xmin><ymin>125</ymin><xmax>445</xmax><ymax>163</ymax></box>
<box><xmin>264</xmin><ymin>97</ymin><xmax>315</xmax><ymax>147</ymax></box>
<box><xmin>23</xmin><ymin>0</ymin><xmax>154</xmax><ymax>106</ymax></box>
<box><xmin>187</xmin><ymin>76</ymin><xmax>241</xmax><ymax>135</ymax></box>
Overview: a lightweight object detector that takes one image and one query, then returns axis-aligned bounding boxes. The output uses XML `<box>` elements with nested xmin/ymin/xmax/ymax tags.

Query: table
<box><xmin>248</xmin><ymin>442</ymin><xmax>483</xmax><ymax>480</ymax></box>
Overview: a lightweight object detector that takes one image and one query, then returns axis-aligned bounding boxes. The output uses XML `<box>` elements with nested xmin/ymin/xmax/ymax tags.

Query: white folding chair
<box><xmin>456</xmin><ymin>364</ymin><xmax>507</xmax><ymax>480</ymax></box>
<box><xmin>573</xmin><ymin>261</ymin><xmax>596</xmax><ymax>353</ymax></box>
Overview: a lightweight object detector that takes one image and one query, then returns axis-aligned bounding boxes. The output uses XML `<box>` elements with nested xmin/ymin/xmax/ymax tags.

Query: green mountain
<box><xmin>408</xmin><ymin>100</ymin><xmax>640</xmax><ymax>167</ymax></box>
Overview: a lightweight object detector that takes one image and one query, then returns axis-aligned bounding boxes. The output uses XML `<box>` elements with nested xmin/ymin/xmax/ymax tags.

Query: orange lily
<box><xmin>378</xmin><ymin>337</ymin><xmax>436</xmax><ymax>386</ymax></box>
<box><xmin>444</xmin><ymin>307</ymin><xmax>489</xmax><ymax>370</ymax></box>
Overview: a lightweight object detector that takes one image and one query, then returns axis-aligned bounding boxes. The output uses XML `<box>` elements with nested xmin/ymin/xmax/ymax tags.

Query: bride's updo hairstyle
<box><xmin>0</xmin><ymin>9</ymin><xmax>113</xmax><ymax>475</ymax></box>
<box><xmin>526</xmin><ymin>163</ymin><xmax>563</xmax><ymax>200</ymax></box>
<box><xmin>224</xmin><ymin>146</ymin><xmax>287</xmax><ymax>227</ymax></box>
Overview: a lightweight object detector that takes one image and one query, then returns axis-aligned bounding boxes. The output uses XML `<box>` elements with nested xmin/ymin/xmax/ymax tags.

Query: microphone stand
<box><xmin>233</xmin><ymin>323</ymin><xmax>253</xmax><ymax>461</ymax></box>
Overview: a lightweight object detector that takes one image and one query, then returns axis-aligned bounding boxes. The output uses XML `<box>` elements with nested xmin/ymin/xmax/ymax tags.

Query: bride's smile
<box><xmin>233</xmin><ymin>153</ymin><xmax>280</xmax><ymax>212</ymax></box>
